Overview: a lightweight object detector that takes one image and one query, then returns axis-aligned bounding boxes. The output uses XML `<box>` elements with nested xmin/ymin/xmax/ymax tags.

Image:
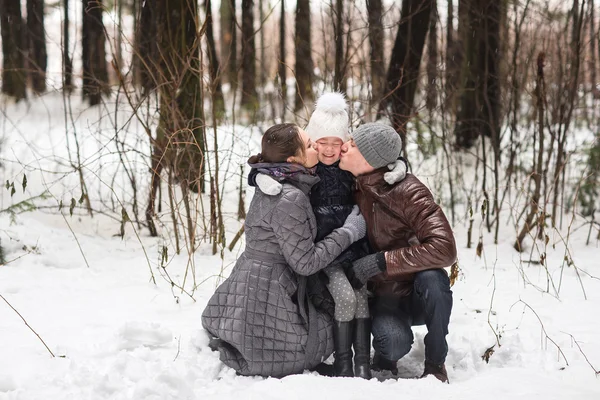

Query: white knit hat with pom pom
<box><xmin>304</xmin><ymin>92</ymin><xmax>349</xmax><ymax>142</ymax></box>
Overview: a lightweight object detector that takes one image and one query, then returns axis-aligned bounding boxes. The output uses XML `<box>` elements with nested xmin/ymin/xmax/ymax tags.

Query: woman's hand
<box><xmin>339</xmin><ymin>205</ymin><xmax>366</xmax><ymax>243</ymax></box>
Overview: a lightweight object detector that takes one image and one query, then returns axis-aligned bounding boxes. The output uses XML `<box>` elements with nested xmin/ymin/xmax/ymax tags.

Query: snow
<box><xmin>1</xmin><ymin>4</ymin><xmax>600</xmax><ymax>400</ymax></box>
<box><xmin>1</xmin><ymin>94</ymin><xmax>599</xmax><ymax>399</ymax></box>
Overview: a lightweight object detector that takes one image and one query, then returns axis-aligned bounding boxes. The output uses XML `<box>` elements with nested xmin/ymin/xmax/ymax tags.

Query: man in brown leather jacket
<box><xmin>339</xmin><ymin>123</ymin><xmax>457</xmax><ymax>383</ymax></box>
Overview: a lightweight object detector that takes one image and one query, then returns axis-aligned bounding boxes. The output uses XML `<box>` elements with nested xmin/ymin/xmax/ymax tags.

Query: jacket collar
<box><xmin>286</xmin><ymin>173</ymin><xmax>321</xmax><ymax>195</ymax></box>
<box><xmin>317</xmin><ymin>160</ymin><xmax>340</xmax><ymax>169</ymax></box>
<box><xmin>356</xmin><ymin>168</ymin><xmax>406</xmax><ymax>206</ymax></box>
<box><xmin>355</xmin><ymin>168</ymin><xmax>387</xmax><ymax>192</ymax></box>
<box><xmin>248</xmin><ymin>161</ymin><xmax>320</xmax><ymax>195</ymax></box>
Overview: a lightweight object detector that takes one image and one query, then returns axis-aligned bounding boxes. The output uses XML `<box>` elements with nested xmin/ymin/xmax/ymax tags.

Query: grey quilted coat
<box><xmin>202</xmin><ymin>173</ymin><xmax>354</xmax><ymax>377</ymax></box>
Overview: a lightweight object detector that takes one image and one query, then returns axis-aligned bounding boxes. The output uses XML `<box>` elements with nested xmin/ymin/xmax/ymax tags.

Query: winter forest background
<box><xmin>0</xmin><ymin>0</ymin><xmax>599</xmax><ymax>398</ymax></box>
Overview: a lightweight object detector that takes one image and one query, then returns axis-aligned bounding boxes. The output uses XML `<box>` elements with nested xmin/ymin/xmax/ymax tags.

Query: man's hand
<box><xmin>343</xmin><ymin>252</ymin><xmax>387</xmax><ymax>289</ymax></box>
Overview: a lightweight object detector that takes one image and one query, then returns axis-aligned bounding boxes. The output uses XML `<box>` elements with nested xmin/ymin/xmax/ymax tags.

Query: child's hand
<box><xmin>255</xmin><ymin>173</ymin><xmax>283</xmax><ymax>195</ymax></box>
<box><xmin>384</xmin><ymin>157</ymin><xmax>408</xmax><ymax>185</ymax></box>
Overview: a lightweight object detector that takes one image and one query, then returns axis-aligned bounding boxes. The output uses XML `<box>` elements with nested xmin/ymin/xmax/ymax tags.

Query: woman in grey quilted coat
<box><xmin>202</xmin><ymin>123</ymin><xmax>367</xmax><ymax>378</ymax></box>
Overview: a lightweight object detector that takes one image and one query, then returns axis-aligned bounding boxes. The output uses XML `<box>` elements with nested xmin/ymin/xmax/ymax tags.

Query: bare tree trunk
<box><xmin>551</xmin><ymin>0</ymin><xmax>585</xmax><ymax>228</ymax></box>
<box><xmin>259</xmin><ymin>0</ymin><xmax>266</xmax><ymax>91</ymax></box>
<box><xmin>590</xmin><ymin>0</ymin><xmax>597</xmax><ymax>98</ymax></box>
<box><xmin>146</xmin><ymin>0</ymin><xmax>205</xmax><ymax>236</ymax></box>
<box><xmin>454</xmin><ymin>0</ymin><xmax>478</xmax><ymax>148</ymax></box>
<box><xmin>136</xmin><ymin>0</ymin><xmax>157</xmax><ymax>92</ymax></box>
<box><xmin>367</xmin><ymin>0</ymin><xmax>385</xmax><ymax>114</ymax></box>
<box><xmin>63</xmin><ymin>0</ymin><xmax>73</xmax><ymax>91</ymax></box>
<box><xmin>279</xmin><ymin>0</ymin><xmax>287</xmax><ymax>115</ymax></box>
<box><xmin>220</xmin><ymin>0</ymin><xmax>237</xmax><ymax>89</ymax></box>
<box><xmin>205</xmin><ymin>0</ymin><xmax>226</xmax><ymax>118</ymax></box>
<box><xmin>230</xmin><ymin>1</ymin><xmax>238</xmax><ymax>93</ymax></box>
<box><xmin>342</xmin><ymin>0</ymin><xmax>352</xmax><ymax>96</ymax></box>
<box><xmin>515</xmin><ymin>53</ymin><xmax>546</xmax><ymax>251</ymax></box>
<box><xmin>171</xmin><ymin>0</ymin><xmax>204</xmax><ymax>193</ymax></box>
<box><xmin>426</xmin><ymin>2</ymin><xmax>438</xmax><ymax>115</ymax></box>
<box><xmin>241</xmin><ymin>0</ymin><xmax>258</xmax><ymax>112</ymax></box>
<box><xmin>0</xmin><ymin>238</ymin><xmax>5</xmax><ymax>265</ymax></box>
<box><xmin>454</xmin><ymin>0</ymin><xmax>501</xmax><ymax>150</ymax></box>
<box><xmin>572</xmin><ymin>0</ymin><xmax>580</xmax><ymax>45</ymax></box>
<box><xmin>445</xmin><ymin>0</ymin><xmax>454</xmax><ymax>100</ymax></box>
<box><xmin>145</xmin><ymin>156</ymin><xmax>163</xmax><ymax>237</ymax></box>
<box><xmin>0</xmin><ymin>0</ymin><xmax>27</xmax><ymax>101</ymax></box>
<box><xmin>295</xmin><ymin>0</ymin><xmax>314</xmax><ymax>111</ymax></box>
<box><xmin>380</xmin><ymin>0</ymin><xmax>433</xmax><ymax>155</ymax></box>
<box><xmin>116</xmin><ymin>0</ymin><xmax>123</xmax><ymax>70</ymax></box>
<box><xmin>334</xmin><ymin>0</ymin><xmax>345</xmax><ymax>92</ymax></box>
<box><xmin>485</xmin><ymin>0</ymin><xmax>502</xmax><ymax>152</ymax></box>
<box><xmin>82</xmin><ymin>0</ymin><xmax>109</xmax><ymax>106</ymax></box>
<box><xmin>448</xmin><ymin>0</ymin><xmax>468</xmax><ymax>109</ymax></box>
<box><xmin>507</xmin><ymin>0</ymin><xmax>529</xmax><ymax>183</ymax></box>
<box><xmin>485</xmin><ymin>0</ymin><xmax>502</xmax><ymax>243</ymax></box>
<box><xmin>132</xmin><ymin>0</ymin><xmax>140</xmax><ymax>85</ymax></box>
<box><xmin>27</xmin><ymin>0</ymin><xmax>47</xmax><ymax>94</ymax></box>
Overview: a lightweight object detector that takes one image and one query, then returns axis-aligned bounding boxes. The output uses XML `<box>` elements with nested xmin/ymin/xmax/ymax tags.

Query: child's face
<box><xmin>315</xmin><ymin>137</ymin><xmax>344</xmax><ymax>165</ymax></box>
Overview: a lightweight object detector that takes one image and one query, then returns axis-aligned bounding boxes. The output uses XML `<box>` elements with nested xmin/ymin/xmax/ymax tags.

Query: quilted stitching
<box><xmin>202</xmin><ymin>182</ymin><xmax>353</xmax><ymax>377</ymax></box>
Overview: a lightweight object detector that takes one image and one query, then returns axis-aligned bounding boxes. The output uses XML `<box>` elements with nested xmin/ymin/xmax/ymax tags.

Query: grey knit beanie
<box><xmin>351</xmin><ymin>123</ymin><xmax>402</xmax><ymax>169</ymax></box>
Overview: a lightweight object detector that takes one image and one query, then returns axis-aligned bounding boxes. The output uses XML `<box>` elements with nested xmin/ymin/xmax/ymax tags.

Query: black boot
<box><xmin>310</xmin><ymin>362</ymin><xmax>335</xmax><ymax>377</ymax></box>
<box><xmin>208</xmin><ymin>337</ymin><xmax>222</xmax><ymax>352</ymax></box>
<box><xmin>372</xmin><ymin>352</ymin><xmax>398</xmax><ymax>375</ymax></box>
<box><xmin>353</xmin><ymin>318</ymin><xmax>372</xmax><ymax>379</ymax></box>
<box><xmin>333</xmin><ymin>320</ymin><xmax>354</xmax><ymax>377</ymax></box>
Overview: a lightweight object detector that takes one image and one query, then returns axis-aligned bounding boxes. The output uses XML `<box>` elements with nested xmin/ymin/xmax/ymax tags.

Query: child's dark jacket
<box><xmin>310</xmin><ymin>161</ymin><xmax>370</xmax><ymax>264</ymax></box>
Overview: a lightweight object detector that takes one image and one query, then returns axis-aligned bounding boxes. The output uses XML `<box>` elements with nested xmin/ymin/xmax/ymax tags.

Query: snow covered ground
<box><xmin>1</xmin><ymin>93</ymin><xmax>600</xmax><ymax>400</ymax></box>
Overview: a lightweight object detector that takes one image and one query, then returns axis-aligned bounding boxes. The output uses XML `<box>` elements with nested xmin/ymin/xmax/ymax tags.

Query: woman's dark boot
<box><xmin>333</xmin><ymin>320</ymin><xmax>355</xmax><ymax>377</ymax></box>
<box><xmin>310</xmin><ymin>363</ymin><xmax>335</xmax><ymax>377</ymax></box>
<box><xmin>353</xmin><ymin>318</ymin><xmax>372</xmax><ymax>379</ymax></box>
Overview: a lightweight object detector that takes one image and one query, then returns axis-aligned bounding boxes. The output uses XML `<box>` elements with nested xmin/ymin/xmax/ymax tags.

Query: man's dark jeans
<box><xmin>370</xmin><ymin>269</ymin><xmax>453</xmax><ymax>366</ymax></box>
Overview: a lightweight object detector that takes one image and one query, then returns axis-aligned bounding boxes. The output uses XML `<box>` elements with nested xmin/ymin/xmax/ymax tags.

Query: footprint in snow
<box><xmin>0</xmin><ymin>374</ymin><xmax>17</xmax><ymax>392</ymax></box>
<box><xmin>116</xmin><ymin>321</ymin><xmax>173</xmax><ymax>350</ymax></box>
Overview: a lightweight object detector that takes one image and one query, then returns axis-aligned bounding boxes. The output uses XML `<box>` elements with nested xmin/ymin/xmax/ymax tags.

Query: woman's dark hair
<box><xmin>248</xmin><ymin>123</ymin><xmax>304</xmax><ymax>164</ymax></box>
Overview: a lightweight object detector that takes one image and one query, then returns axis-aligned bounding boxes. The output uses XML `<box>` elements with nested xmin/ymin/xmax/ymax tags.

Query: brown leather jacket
<box><xmin>355</xmin><ymin>170</ymin><xmax>457</xmax><ymax>298</ymax></box>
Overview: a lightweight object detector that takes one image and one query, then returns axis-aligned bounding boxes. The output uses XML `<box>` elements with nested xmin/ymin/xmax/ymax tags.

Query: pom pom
<box><xmin>314</xmin><ymin>92</ymin><xmax>347</xmax><ymax>114</ymax></box>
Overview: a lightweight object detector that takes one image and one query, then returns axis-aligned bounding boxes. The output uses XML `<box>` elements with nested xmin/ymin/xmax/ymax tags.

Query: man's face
<box><xmin>315</xmin><ymin>137</ymin><xmax>344</xmax><ymax>165</ymax></box>
<box><xmin>339</xmin><ymin>138</ymin><xmax>375</xmax><ymax>176</ymax></box>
